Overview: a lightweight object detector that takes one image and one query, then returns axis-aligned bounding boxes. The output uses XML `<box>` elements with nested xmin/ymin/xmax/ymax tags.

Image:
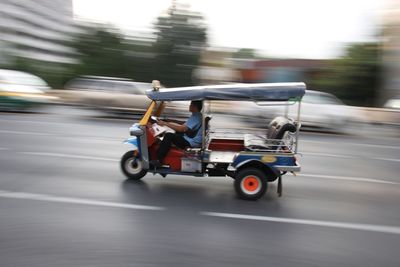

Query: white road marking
<box><xmin>299</xmin><ymin>173</ymin><xmax>399</xmax><ymax>185</ymax></box>
<box><xmin>0</xmin><ymin>129</ymin><xmax>54</xmax><ymax>136</ymax></box>
<box><xmin>372</xmin><ymin>157</ymin><xmax>400</xmax><ymax>163</ymax></box>
<box><xmin>0</xmin><ymin>117</ymin><xmax>131</xmax><ymax>125</ymax></box>
<box><xmin>302</xmin><ymin>152</ymin><xmax>356</xmax><ymax>159</ymax></box>
<box><xmin>302</xmin><ymin>152</ymin><xmax>400</xmax><ymax>163</ymax></box>
<box><xmin>0</xmin><ymin>118</ymin><xmax>77</xmax><ymax>126</ymax></box>
<box><xmin>303</xmin><ymin>139</ymin><xmax>400</xmax><ymax>150</ymax></box>
<box><xmin>61</xmin><ymin>137</ymin><xmax>121</xmax><ymax>144</ymax></box>
<box><xmin>20</xmin><ymin>152</ymin><xmax>118</xmax><ymax>162</ymax></box>
<box><xmin>0</xmin><ymin>129</ymin><xmax>121</xmax><ymax>143</ymax></box>
<box><xmin>0</xmin><ymin>190</ymin><xmax>164</xmax><ymax>211</ymax></box>
<box><xmin>200</xmin><ymin>212</ymin><xmax>400</xmax><ymax>235</ymax></box>
<box><xmin>0</xmin><ymin>147</ymin><xmax>9</xmax><ymax>151</ymax></box>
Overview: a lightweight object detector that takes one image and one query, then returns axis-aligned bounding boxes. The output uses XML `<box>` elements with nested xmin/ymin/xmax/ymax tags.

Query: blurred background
<box><xmin>0</xmin><ymin>0</ymin><xmax>398</xmax><ymax>130</ymax></box>
<box><xmin>1</xmin><ymin>1</ymin><xmax>400</xmax><ymax>267</ymax></box>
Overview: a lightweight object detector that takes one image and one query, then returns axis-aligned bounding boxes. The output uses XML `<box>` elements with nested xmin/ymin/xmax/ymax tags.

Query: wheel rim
<box><xmin>241</xmin><ymin>175</ymin><xmax>262</xmax><ymax>195</ymax></box>
<box><xmin>125</xmin><ymin>157</ymin><xmax>143</xmax><ymax>175</ymax></box>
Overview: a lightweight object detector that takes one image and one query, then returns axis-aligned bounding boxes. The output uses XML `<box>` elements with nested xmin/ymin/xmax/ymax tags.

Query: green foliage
<box><xmin>313</xmin><ymin>42</ymin><xmax>382</xmax><ymax>106</ymax></box>
<box><xmin>233</xmin><ymin>48</ymin><xmax>258</xmax><ymax>59</ymax></box>
<box><xmin>69</xmin><ymin>4</ymin><xmax>207</xmax><ymax>87</ymax></box>
<box><xmin>4</xmin><ymin>3</ymin><xmax>208</xmax><ymax>89</ymax></box>
<box><xmin>72</xmin><ymin>27</ymin><xmax>126</xmax><ymax>78</ymax></box>
<box><xmin>153</xmin><ymin>6</ymin><xmax>207</xmax><ymax>87</ymax></box>
<box><xmin>8</xmin><ymin>57</ymin><xmax>73</xmax><ymax>89</ymax></box>
<box><xmin>68</xmin><ymin>24</ymin><xmax>160</xmax><ymax>84</ymax></box>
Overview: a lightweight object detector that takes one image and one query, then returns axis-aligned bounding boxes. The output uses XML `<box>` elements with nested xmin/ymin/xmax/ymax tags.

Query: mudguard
<box><xmin>124</xmin><ymin>136</ymin><xmax>139</xmax><ymax>152</ymax></box>
<box><xmin>233</xmin><ymin>154</ymin><xmax>299</xmax><ymax>177</ymax></box>
<box><xmin>233</xmin><ymin>154</ymin><xmax>295</xmax><ymax>169</ymax></box>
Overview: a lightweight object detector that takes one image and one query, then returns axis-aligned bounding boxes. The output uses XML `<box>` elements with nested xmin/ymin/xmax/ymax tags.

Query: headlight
<box><xmin>130</xmin><ymin>126</ymin><xmax>144</xmax><ymax>136</ymax></box>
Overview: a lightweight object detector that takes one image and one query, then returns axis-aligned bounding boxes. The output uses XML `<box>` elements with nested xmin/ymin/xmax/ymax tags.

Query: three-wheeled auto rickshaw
<box><xmin>120</xmin><ymin>82</ymin><xmax>306</xmax><ymax>200</ymax></box>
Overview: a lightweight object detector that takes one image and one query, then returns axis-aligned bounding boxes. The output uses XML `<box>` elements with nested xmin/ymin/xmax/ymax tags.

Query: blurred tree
<box><xmin>72</xmin><ymin>26</ymin><xmax>126</xmax><ymax>78</ymax></box>
<box><xmin>3</xmin><ymin>56</ymin><xmax>73</xmax><ymax>89</ymax></box>
<box><xmin>314</xmin><ymin>42</ymin><xmax>382</xmax><ymax>106</ymax></box>
<box><xmin>122</xmin><ymin>39</ymin><xmax>157</xmax><ymax>83</ymax></box>
<box><xmin>153</xmin><ymin>3</ymin><xmax>207</xmax><ymax>87</ymax></box>
<box><xmin>233</xmin><ymin>48</ymin><xmax>259</xmax><ymax>59</ymax></box>
<box><xmin>70</xmin><ymin>25</ymin><xmax>157</xmax><ymax>83</ymax></box>
<box><xmin>0</xmin><ymin>40</ymin><xmax>76</xmax><ymax>89</ymax></box>
<box><xmin>3</xmin><ymin>4</ymin><xmax>207</xmax><ymax>88</ymax></box>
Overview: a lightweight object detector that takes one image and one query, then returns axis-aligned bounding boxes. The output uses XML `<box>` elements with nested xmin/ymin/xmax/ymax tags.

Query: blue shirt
<box><xmin>184</xmin><ymin>112</ymin><xmax>202</xmax><ymax>147</ymax></box>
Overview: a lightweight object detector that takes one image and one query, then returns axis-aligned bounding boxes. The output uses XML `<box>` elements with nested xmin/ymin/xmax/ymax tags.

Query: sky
<box><xmin>72</xmin><ymin>0</ymin><xmax>388</xmax><ymax>59</ymax></box>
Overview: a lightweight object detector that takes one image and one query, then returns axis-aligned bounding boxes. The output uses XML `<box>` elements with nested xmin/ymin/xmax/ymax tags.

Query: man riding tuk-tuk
<box><xmin>121</xmin><ymin>81</ymin><xmax>306</xmax><ymax>200</ymax></box>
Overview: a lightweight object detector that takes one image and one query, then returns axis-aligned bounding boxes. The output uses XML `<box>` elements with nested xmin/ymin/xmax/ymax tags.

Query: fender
<box><xmin>234</xmin><ymin>159</ymin><xmax>280</xmax><ymax>181</ymax></box>
<box><xmin>123</xmin><ymin>136</ymin><xmax>149</xmax><ymax>169</ymax></box>
<box><xmin>123</xmin><ymin>136</ymin><xmax>139</xmax><ymax>152</ymax></box>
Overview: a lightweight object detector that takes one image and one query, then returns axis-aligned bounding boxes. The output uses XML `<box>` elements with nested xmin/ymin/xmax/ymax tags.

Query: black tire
<box><xmin>234</xmin><ymin>167</ymin><xmax>267</xmax><ymax>200</ymax></box>
<box><xmin>120</xmin><ymin>150</ymin><xmax>148</xmax><ymax>180</ymax></box>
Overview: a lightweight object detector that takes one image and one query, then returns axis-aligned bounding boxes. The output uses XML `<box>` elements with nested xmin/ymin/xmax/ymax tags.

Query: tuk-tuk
<box><xmin>121</xmin><ymin>81</ymin><xmax>306</xmax><ymax>200</ymax></box>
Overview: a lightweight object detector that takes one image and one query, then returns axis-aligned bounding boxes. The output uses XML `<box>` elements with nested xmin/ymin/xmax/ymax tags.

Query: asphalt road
<box><xmin>0</xmin><ymin>107</ymin><xmax>400</xmax><ymax>267</ymax></box>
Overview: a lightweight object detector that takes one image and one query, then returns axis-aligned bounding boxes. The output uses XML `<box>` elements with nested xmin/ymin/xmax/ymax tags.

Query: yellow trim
<box><xmin>139</xmin><ymin>101</ymin><xmax>156</xmax><ymax>126</ymax></box>
<box><xmin>155</xmin><ymin>101</ymin><xmax>165</xmax><ymax>117</ymax></box>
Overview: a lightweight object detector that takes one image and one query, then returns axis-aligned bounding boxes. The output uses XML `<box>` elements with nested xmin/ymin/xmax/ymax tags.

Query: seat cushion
<box><xmin>244</xmin><ymin>134</ymin><xmax>270</xmax><ymax>150</ymax></box>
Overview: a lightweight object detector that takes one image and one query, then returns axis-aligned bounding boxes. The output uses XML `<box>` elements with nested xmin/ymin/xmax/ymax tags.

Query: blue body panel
<box><xmin>124</xmin><ymin>136</ymin><xmax>140</xmax><ymax>154</ymax></box>
<box><xmin>233</xmin><ymin>154</ymin><xmax>295</xmax><ymax>169</ymax></box>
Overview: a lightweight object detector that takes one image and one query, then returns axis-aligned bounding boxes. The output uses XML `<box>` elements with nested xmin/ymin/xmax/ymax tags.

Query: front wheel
<box><xmin>120</xmin><ymin>150</ymin><xmax>148</xmax><ymax>180</ymax></box>
<box><xmin>234</xmin><ymin>168</ymin><xmax>267</xmax><ymax>200</ymax></box>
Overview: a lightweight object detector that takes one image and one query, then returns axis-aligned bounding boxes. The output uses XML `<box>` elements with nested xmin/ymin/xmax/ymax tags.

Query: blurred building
<box><xmin>382</xmin><ymin>0</ymin><xmax>400</xmax><ymax>104</ymax></box>
<box><xmin>233</xmin><ymin>58</ymin><xmax>327</xmax><ymax>85</ymax></box>
<box><xmin>193</xmin><ymin>49</ymin><xmax>242</xmax><ymax>84</ymax></box>
<box><xmin>0</xmin><ymin>0</ymin><xmax>78</xmax><ymax>65</ymax></box>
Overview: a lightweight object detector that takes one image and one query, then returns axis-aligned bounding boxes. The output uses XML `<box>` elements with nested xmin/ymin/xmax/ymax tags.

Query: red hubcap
<box><xmin>243</xmin><ymin>176</ymin><xmax>260</xmax><ymax>192</ymax></box>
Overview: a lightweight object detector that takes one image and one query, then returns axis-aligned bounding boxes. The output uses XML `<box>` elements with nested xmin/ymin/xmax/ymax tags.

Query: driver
<box><xmin>151</xmin><ymin>100</ymin><xmax>202</xmax><ymax>167</ymax></box>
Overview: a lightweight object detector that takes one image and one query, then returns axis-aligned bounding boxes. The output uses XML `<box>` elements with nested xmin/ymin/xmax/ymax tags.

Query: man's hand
<box><xmin>157</xmin><ymin>120</ymin><xmax>166</xmax><ymax>126</ymax></box>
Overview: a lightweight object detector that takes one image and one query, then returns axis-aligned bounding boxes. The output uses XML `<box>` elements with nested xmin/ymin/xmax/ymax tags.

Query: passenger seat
<box><xmin>244</xmin><ymin>116</ymin><xmax>296</xmax><ymax>151</ymax></box>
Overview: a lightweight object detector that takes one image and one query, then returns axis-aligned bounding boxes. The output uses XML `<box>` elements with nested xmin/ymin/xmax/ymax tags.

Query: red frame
<box><xmin>146</xmin><ymin>120</ymin><xmax>245</xmax><ymax>171</ymax></box>
<box><xmin>147</xmin><ymin>125</ymin><xmax>184</xmax><ymax>171</ymax></box>
<box><xmin>207</xmin><ymin>139</ymin><xmax>244</xmax><ymax>152</ymax></box>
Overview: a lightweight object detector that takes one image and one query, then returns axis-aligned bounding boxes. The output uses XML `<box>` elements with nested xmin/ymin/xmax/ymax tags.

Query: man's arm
<box><xmin>158</xmin><ymin>120</ymin><xmax>188</xmax><ymax>133</ymax></box>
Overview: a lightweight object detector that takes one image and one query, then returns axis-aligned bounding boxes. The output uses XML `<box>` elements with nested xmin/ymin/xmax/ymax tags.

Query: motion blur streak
<box><xmin>0</xmin><ymin>0</ymin><xmax>399</xmax><ymax>266</ymax></box>
<box><xmin>0</xmin><ymin>190</ymin><xmax>165</xmax><ymax>211</ymax></box>
<box><xmin>200</xmin><ymin>212</ymin><xmax>400</xmax><ymax>235</ymax></box>
<box><xmin>21</xmin><ymin>152</ymin><xmax>119</xmax><ymax>162</ymax></box>
<box><xmin>300</xmin><ymin>173</ymin><xmax>400</xmax><ymax>185</ymax></box>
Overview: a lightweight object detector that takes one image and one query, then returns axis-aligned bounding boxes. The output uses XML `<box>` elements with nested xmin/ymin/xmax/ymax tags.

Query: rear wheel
<box><xmin>234</xmin><ymin>168</ymin><xmax>267</xmax><ymax>200</ymax></box>
<box><xmin>120</xmin><ymin>150</ymin><xmax>147</xmax><ymax>180</ymax></box>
